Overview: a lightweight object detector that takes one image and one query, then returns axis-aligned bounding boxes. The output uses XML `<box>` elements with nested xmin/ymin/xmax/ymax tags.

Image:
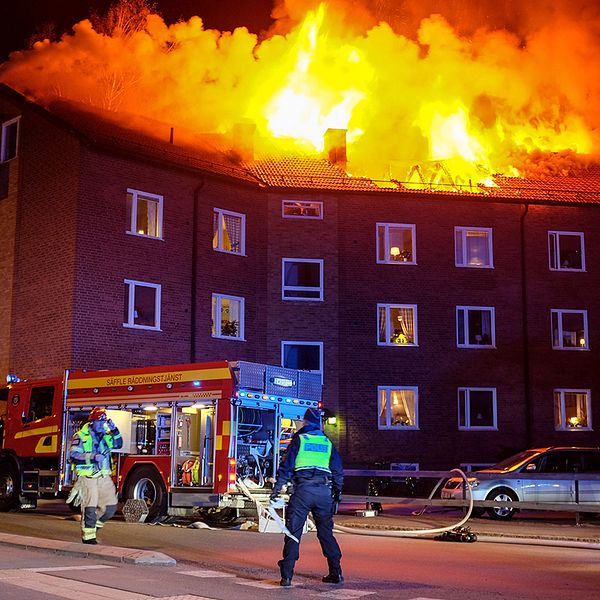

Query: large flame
<box><xmin>1</xmin><ymin>0</ymin><xmax>599</xmax><ymax>187</ymax></box>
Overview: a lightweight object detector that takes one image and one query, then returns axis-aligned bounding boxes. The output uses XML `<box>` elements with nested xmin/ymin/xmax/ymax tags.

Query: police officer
<box><xmin>69</xmin><ymin>408</ymin><xmax>123</xmax><ymax>544</ymax></box>
<box><xmin>270</xmin><ymin>407</ymin><xmax>344</xmax><ymax>587</ymax></box>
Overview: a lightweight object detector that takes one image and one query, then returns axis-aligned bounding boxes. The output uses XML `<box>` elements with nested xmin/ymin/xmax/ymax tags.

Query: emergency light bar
<box><xmin>237</xmin><ymin>390</ymin><xmax>319</xmax><ymax>407</ymax></box>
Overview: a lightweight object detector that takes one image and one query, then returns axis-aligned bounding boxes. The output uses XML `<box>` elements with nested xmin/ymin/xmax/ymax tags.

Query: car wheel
<box><xmin>486</xmin><ymin>487</ymin><xmax>518</xmax><ymax>520</ymax></box>
<box><xmin>124</xmin><ymin>465</ymin><xmax>167</xmax><ymax>521</ymax></box>
<box><xmin>0</xmin><ymin>461</ymin><xmax>20</xmax><ymax>512</ymax></box>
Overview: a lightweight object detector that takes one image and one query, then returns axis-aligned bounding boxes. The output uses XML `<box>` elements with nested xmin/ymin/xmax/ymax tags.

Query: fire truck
<box><xmin>0</xmin><ymin>360</ymin><xmax>322</xmax><ymax>523</ymax></box>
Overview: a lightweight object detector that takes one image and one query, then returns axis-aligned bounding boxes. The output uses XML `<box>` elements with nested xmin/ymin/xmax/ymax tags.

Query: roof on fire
<box><xmin>3</xmin><ymin>83</ymin><xmax>600</xmax><ymax>205</ymax></box>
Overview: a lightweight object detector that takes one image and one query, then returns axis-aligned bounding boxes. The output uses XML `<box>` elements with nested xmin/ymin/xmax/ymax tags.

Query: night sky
<box><xmin>0</xmin><ymin>1</ymin><xmax>276</xmax><ymax>63</ymax></box>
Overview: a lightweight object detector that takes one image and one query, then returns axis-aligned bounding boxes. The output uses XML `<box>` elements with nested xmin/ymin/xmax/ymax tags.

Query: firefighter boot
<box><xmin>322</xmin><ymin>571</ymin><xmax>344</xmax><ymax>584</ymax></box>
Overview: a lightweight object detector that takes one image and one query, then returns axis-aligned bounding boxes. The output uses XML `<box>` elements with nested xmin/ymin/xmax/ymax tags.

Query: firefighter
<box><xmin>69</xmin><ymin>408</ymin><xmax>123</xmax><ymax>544</ymax></box>
<box><xmin>270</xmin><ymin>407</ymin><xmax>344</xmax><ymax>587</ymax></box>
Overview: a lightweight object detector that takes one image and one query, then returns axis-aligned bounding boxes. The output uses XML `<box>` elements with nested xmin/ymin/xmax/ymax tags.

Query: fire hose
<box><xmin>238</xmin><ymin>468</ymin><xmax>475</xmax><ymax>542</ymax></box>
<box><xmin>333</xmin><ymin>468</ymin><xmax>476</xmax><ymax>539</ymax></box>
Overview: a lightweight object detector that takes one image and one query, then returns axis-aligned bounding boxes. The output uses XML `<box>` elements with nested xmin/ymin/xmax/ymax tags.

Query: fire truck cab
<box><xmin>0</xmin><ymin>361</ymin><xmax>322</xmax><ymax>522</ymax></box>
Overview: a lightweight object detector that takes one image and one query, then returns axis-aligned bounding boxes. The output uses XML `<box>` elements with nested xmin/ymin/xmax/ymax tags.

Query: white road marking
<box><xmin>235</xmin><ymin>579</ymin><xmax>282</xmax><ymax>589</ymax></box>
<box><xmin>0</xmin><ymin>569</ymin><xmax>216</xmax><ymax>600</ymax></box>
<box><xmin>22</xmin><ymin>565</ymin><xmax>116</xmax><ymax>572</ymax></box>
<box><xmin>177</xmin><ymin>569</ymin><xmax>237</xmax><ymax>578</ymax></box>
<box><xmin>315</xmin><ymin>590</ymin><xmax>375</xmax><ymax>598</ymax></box>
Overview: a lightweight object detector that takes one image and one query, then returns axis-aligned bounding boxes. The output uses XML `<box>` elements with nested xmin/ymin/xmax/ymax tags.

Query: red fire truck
<box><xmin>0</xmin><ymin>360</ymin><xmax>322</xmax><ymax>522</ymax></box>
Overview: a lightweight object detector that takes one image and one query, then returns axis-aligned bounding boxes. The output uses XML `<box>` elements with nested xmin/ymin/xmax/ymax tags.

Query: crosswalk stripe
<box><xmin>235</xmin><ymin>579</ymin><xmax>282</xmax><ymax>589</ymax></box>
<box><xmin>22</xmin><ymin>565</ymin><xmax>116</xmax><ymax>572</ymax></box>
<box><xmin>314</xmin><ymin>590</ymin><xmax>375</xmax><ymax>598</ymax></box>
<box><xmin>177</xmin><ymin>569</ymin><xmax>236</xmax><ymax>578</ymax></box>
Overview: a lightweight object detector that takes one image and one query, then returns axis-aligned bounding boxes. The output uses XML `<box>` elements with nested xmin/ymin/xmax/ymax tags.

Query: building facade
<box><xmin>2</xmin><ymin>84</ymin><xmax>600</xmax><ymax>468</ymax></box>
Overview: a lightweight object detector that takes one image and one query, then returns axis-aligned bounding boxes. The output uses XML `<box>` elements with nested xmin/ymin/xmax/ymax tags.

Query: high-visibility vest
<box><xmin>295</xmin><ymin>432</ymin><xmax>332</xmax><ymax>473</ymax></box>
<box><xmin>73</xmin><ymin>423</ymin><xmax>115</xmax><ymax>477</ymax></box>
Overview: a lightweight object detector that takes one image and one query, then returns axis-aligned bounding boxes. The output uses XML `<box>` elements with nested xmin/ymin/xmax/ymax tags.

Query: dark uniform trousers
<box><xmin>278</xmin><ymin>479</ymin><xmax>342</xmax><ymax>580</ymax></box>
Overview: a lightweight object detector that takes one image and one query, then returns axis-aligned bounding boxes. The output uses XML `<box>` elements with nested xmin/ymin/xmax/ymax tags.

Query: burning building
<box><xmin>1</xmin><ymin>1</ymin><xmax>600</xmax><ymax>467</ymax></box>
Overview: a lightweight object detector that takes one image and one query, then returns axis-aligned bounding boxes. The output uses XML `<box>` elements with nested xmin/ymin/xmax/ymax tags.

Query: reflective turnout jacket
<box><xmin>69</xmin><ymin>422</ymin><xmax>123</xmax><ymax>477</ymax></box>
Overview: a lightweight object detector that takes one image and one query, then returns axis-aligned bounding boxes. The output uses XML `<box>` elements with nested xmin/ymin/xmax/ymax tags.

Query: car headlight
<box><xmin>468</xmin><ymin>478</ymin><xmax>480</xmax><ymax>489</ymax></box>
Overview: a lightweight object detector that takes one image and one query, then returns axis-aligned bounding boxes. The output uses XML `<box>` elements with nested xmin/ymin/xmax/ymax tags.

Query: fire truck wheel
<box><xmin>0</xmin><ymin>461</ymin><xmax>20</xmax><ymax>512</ymax></box>
<box><xmin>124</xmin><ymin>466</ymin><xmax>167</xmax><ymax>521</ymax></box>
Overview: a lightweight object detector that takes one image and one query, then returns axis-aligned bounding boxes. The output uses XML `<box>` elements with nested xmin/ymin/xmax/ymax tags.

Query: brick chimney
<box><xmin>232</xmin><ymin>121</ymin><xmax>256</xmax><ymax>162</ymax></box>
<box><xmin>324</xmin><ymin>128</ymin><xmax>347</xmax><ymax>168</ymax></box>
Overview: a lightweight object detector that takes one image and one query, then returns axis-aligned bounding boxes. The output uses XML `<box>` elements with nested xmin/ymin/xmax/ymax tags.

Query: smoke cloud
<box><xmin>2</xmin><ymin>0</ymin><xmax>599</xmax><ymax>182</ymax></box>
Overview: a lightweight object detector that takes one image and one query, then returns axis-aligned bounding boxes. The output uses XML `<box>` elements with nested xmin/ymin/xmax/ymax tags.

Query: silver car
<box><xmin>441</xmin><ymin>446</ymin><xmax>600</xmax><ymax>520</ymax></box>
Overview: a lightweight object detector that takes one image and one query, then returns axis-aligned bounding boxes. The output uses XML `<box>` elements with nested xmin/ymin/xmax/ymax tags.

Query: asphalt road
<box><xmin>0</xmin><ymin>501</ymin><xmax>598</xmax><ymax>599</ymax></box>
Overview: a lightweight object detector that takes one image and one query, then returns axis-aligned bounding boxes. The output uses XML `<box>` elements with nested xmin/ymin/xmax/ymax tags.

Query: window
<box><xmin>378</xmin><ymin>387</ymin><xmax>419</xmax><ymax>429</ymax></box>
<box><xmin>554</xmin><ymin>389</ymin><xmax>592</xmax><ymax>430</ymax></box>
<box><xmin>28</xmin><ymin>386</ymin><xmax>54</xmax><ymax>422</ymax></box>
<box><xmin>458</xmin><ymin>388</ymin><xmax>497</xmax><ymax>430</ymax></box>
<box><xmin>376</xmin><ymin>223</ymin><xmax>416</xmax><ymax>264</ymax></box>
<box><xmin>126</xmin><ymin>189</ymin><xmax>163</xmax><ymax>239</ymax></box>
<box><xmin>212</xmin><ymin>293</ymin><xmax>245</xmax><ymax>340</ymax></box>
<box><xmin>213</xmin><ymin>208</ymin><xmax>245</xmax><ymax>255</ymax></box>
<box><xmin>123</xmin><ymin>279</ymin><xmax>161</xmax><ymax>330</ymax></box>
<box><xmin>455</xmin><ymin>227</ymin><xmax>493</xmax><ymax>268</ymax></box>
<box><xmin>377</xmin><ymin>304</ymin><xmax>418</xmax><ymax>346</ymax></box>
<box><xmin>456</xmin><ymin>306</ymin><xmax>495</xmax><ymax>347</ymax></box>
<box><xmin>282</xmin><ymin>259</ymin><xmax>323</xmax><ymax>301</ymax></box>
<box><xmin>1</xmin><ymin>117</ymin><xmax>19</xmax><ymax>163</ymax></box>
<box><xmin>549</xmin><ymin>231</ymin><xmax>585</xmax><ymax>271</ymax></box>
<box><xmin>282</xmin><ymin>200</ymin><xmax>323</xmax><ymax>219</ymax></box>
<box><xmin>281</xmin><ymin>341</ymin><xmax>323</xmax><ymax>381</ymax></box>
<box><xmin>551</xmin><ymin>309</ymin><xmax>589</xmax><ymax>350</ymax></box>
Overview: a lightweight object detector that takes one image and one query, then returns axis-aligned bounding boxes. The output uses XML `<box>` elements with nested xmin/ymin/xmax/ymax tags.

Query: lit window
<box><xmin>212</xmin><ymin>293</ymin><xmax>244</xmax><ymax>340</ymax></box>
<box><xmin>376</xmin><ymin>223</ymin><xmax>416</xmax><ymax>264</ymax></box>
<box><xmin>123</xmin><ymin>279</ymin><xmax>161</xmax><ymax>330</ymax></box>
<box><xmin>549</xmin><ymin>231</ymin><xmax>585</xmax><ymax>271</ymax></box>
<box><xmin>126</xmin><ymin>189</ymin><xmax>163</xmax><ymax>239</ymax></box>
<box><xmin>1</xmin><ymin>117</ymin><xmax>19</xmax><ymax>163</ymax></box>
<box><xmin>551</xmin><ymin>309</ymin><xmax>589</xmax><ymax>350</ymax></box>
<box><xmin>282</xmin><ymin>259</ymin><xmax>323</xmax><ymax>301</ymax></box>
<box><xmin>213</xmin><ymin>208</ymin><xmax>245</xmax><ymax>255</ymax></box>
<box><xmin>457</xmin><ymin>306</ymin><xmax>495</xmax><ymax>347</ymax></box>
<box><xmin>455</xmin><ymin>227</ymin><xmax>493</xmax><ymax>268</ymax></box>
<box><xmin>377</xmin><ymin>304</ymin><xmax>418</xmax><ymax>346</ymax></box>
<box><xmin>282</xmin><ymin>200</ymin><xmax>323</xmax><ymax>219</ymax></box>
<box><xmin>458</xmin><ymin>388</ymin><xmax>497</xmax><ymax>430</ymax></box>
<box><xmin>281</xmin><ymin>341</ymin><xmax>323</xmax><ymax>382</ymax></box>
<box><xmin>378</xmin><ymin>387</ymin><xmax>419</xmax><ymax>429</ymax></box>
<box><xmin>554</xmin><ymin>389</ymin><xmax>592</xmax><ymax>431</ymax></box>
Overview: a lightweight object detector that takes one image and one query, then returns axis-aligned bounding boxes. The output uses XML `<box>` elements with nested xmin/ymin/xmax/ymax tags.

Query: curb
<box><xmin>0</xmin><ymin>532</ymin><xmax>176</xmax><ymax>565</ymax></box>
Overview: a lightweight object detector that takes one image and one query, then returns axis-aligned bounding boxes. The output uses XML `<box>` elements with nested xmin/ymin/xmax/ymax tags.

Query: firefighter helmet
<box><xmin>88</xmin><ymin>407</ymin><xmax>107</xmax><ymax>421</ymax></box>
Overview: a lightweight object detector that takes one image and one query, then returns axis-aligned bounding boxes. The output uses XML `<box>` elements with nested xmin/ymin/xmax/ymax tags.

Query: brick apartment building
<box><xmin>1</xmin><ymin>83</ymin><xmax>600</xmax><ymax>469</ymax></box>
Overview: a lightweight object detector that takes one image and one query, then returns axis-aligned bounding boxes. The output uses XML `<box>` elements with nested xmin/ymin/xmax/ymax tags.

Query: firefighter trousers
<box><xmin>278</xmin><ymin>483</ymin><xmax>342</xmax><ymax>580</ymax></box>
<box><xmin>79</xmin><ymin>475</ymin><xmax>118</xmax><ymax>541</ymax></box>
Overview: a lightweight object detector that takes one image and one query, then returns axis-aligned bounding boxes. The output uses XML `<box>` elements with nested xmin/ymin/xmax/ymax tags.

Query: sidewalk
<box><xmin>334</xmin><ymin>503</ymin><xmax>600</xmax><ymax>546</ymax></box>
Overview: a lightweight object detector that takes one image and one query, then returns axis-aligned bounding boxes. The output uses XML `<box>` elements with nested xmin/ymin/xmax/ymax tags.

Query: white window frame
<box><xmin>281</xmin><ymin>341</ymin><xmax>323</xmax><ymax>382</ymax></box>
<box><xmin>126</xmin><ymin>188</ymin><xmax>164</xmax><ymax>239</ymax></box>
<box><xmin>212</xmin><ymin>293</ymin><xmax>245</xmax><ymax>341</ymax></box>
<box><xmin>282</xmin><ymin>258</ymin><xmax>324</xmax><ymax>301</ymax></box>
<box><xmin>458</xmin><ymin>387</ymin><xmax>498</xmax><ymax>431</ymax></box>
<box><xmin>455</xmin><ymin>226</ymin><xmax>494</xmax><ymax>268</ymax></box>
<box><xmin>376</xmin><ymin>223</ymin><xmax>417</xmax><ymax>265</ymax></box>
<box><xmin>377</xmin><ymin>304</ymin><xmax>418</xmax><ymax>347</ymax></box>
<box><xmin>554</xmin><ymin>388</ymin><xmax>592</xmax><ymax>431</ymax></box>
<box><xmin>548</xmin><ymin>231</ymin><xmax>586</xmax><ymax>272</ymax></box>
<box><xmin>456</xmin><ymin>306</ymin><xmax>496</xmax><ymax>348</ymax></box>
<box><xmin>378</xmin><ymin>386</ymin><xmax>419</xmax><ymax>430</ymax></box>
<box><xmin>213</xmin><ymin>207</ymin><xmax>246</xmax><ymax>255</ymax></box>
<box><xmin>123</xmin><ymin>279</ymin><xmax>161</xmax><ymax>331</ymax></box>
<box><xmin>282</xmin><ymin>200</ymin><xmax>323</xmax><ymax>219</ymax></box>
<box><xmin>1</xmin><ymin>116</ymin><xmax>20</xmax><ymax>163</ymax></box>
<box><xmin>551</xmin><ymin>309</ymin><xmax>589</xmax><ymax>350</ymax></box>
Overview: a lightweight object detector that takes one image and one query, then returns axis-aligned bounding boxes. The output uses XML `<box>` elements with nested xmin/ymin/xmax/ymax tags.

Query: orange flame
<box><xmin>1</xmin><ymin>1</ymin><xmax>598</xmax><ymax>187</ymax></box>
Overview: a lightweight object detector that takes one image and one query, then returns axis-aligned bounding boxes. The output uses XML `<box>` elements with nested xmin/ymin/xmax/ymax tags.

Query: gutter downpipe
<box><xmin>520</xmin><ymin>203</ymin><xmax>532</xmax><ymax>447</ymax></box>
<box><xmin>191</xmin><ymin>178</ymin><xmax>205</xmax><ymax>363</ymax></box>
